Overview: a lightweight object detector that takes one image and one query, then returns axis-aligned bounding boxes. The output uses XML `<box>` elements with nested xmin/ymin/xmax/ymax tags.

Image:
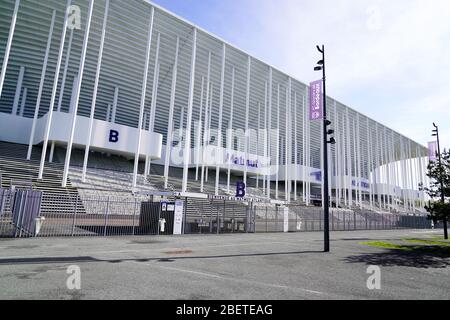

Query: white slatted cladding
<box><xmin>0</xmin><ymin>0</ymin><xmax>427</xmax><ymax>172</ymax></box>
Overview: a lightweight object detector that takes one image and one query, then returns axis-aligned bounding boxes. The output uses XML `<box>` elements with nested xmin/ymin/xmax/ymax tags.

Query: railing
<box><xmin>0</xmin><ymin>188</ymin><xmax>432</xmax><ymax>239</ymax></box>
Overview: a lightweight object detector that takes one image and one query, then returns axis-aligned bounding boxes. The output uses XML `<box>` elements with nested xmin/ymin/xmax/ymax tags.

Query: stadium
<box><xmin>0</xmin><ymin>0</ymin><xmax>431</xmax><ymax>238</ymax></box>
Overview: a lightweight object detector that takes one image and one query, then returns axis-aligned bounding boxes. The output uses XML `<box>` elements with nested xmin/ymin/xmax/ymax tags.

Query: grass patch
<box><xmin>360</xmin><ymin>241</ymin><xmax>450</xmax><ymax>258</ymax></box>
<box><xmin>360</xmin><ymin>241</ymin><xmax>412</xmax><ymax>251</ymax></box>
<box><xmin>404</xmin><ymin>239</ymin><xmax>450</xmax><ymax>247</ymax></box>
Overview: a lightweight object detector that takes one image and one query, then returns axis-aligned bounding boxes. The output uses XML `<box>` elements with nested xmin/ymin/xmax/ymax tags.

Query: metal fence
<box><xmin>254</xmin><ymin>205</ymin><xmax>431</xmax><ymax>233</ymax></box>
<box><xmin>0</xmin><ymin>188</ymin><xmax>432</xmax><ymax>239</ymax></box>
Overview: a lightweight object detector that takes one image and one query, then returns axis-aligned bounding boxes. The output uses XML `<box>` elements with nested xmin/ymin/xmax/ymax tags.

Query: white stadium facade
<box><xmin>0</xmin><ymin>0</ymin><xmax>432</xmax><ymax>237</ymax></box>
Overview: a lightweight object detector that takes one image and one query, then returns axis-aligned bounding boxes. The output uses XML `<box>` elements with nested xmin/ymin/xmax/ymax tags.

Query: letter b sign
<box><xmin>236</xmin><ymin>181</ymin><xmax>246</xmax><ymax>198</ymax></box>
<box><xmin>109</xmin><ymin>130</ymin><xmax>119</xmax><ymax>143</ymax></box>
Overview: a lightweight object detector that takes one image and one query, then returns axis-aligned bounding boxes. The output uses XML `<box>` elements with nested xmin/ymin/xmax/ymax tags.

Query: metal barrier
<box><xmin>0</xmin><ymin>189</ymin><xmax>432</xmax><ymax>238</ymax></box>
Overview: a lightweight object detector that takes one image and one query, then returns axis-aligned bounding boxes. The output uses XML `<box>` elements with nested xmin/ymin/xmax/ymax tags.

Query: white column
<box><xmin>57</xmin><ymin>29</ymin><xmax>74</xmax><ymax>113</ymax></box>
<box><xmin>200</xmin><ymin>51</ymin><xmax>212</xmax><ymax>192</ymax></box>
<box><xmin>132</xmin><ymin>7</ymin><xmax>155</xmax><ymax>191</ymax></box>
<box><xmin>205</xmin><ymin>84</ymin><xmax>213</xmax><ymax>183</ymax></box>
<box><xmin>263</xmin><ymin>82</ymin><xmax>268</xmax><ymax>194</ymax></box>
<box><xmin>335</xmin><ymin>102</ymin><xmax>341</xmax><ymax>207</ymax></box>
<box><xmin>306</xmin><ymin>89</ymin><xmax>311</xmax><ymax>205</ymax></box>
<box><xmin>195</xmin><ymin>76</ymin><xmax>205</xmax><ymax>181</ymax></box>
<box><xmin>275</xmin><ymin>84</ymin><xmax>280</xmax><ymax>199</ymax></box>
<box><xmin>106</xmin><ymin>104</ymin><xmax>111</xmax><ymax>121</ymax></box>
<box><xmin>0</xmin><ymin>0</ymin><xmax>20</xmax><ymax>99</ymax></box>
<box><xmin>285</xmin><ymin>79</ymin><xmax>291</xmax><ymax>202</ymax></box>
<box><xmin>302</xmin><ymin>94</ymin><xmax>306</xmax><ymax>203</ymax></box>
<box><xmin>145</xmin><ymin>32</ymin><xmax>161</xmax><ymax>178</ymax></box>
<box><xmin>50</xmin><ymin>28</ymin><xmax>75</xmax><ymax>162</ymax></box>
<box><xmin>181</xmin><ymin>28</ymin><xmax>198</xmax><ymax>193</ymax></box>
<box><xmin>12</xmin><ymin>66</ymin><xmax>25</xmax><ymax>115</ymax></box>
<box><xmin>256</xmin><ymin>102</ymin><xmax>261</xmax><ymax>191</ymax></box>
<box><xmin>226</xmin><ymin>67</ymin><xmax>235</xmax><ymax>193</ymax></box>
<box><xmin>357</xmin><ymin>117</ymin><xmax>362</xmax><ymax>208</ymax></box>
<box><xmin>266</xmin><ymin>68</ymin><xmax>273</xmax><ymax>199</ymax></box>
<box><xmin>81</xmin><ymin>0</ymin><xmax>110</xmax><ymax>183</ymax></box>
<box><xmin>27</xmin><ymin>9</ymin><xmax>56</xmax><ymax>161</ymax></box>
<box><xmin>293</xmin><ymin>93</ymin><xmax>298</xmax><ymax>201</ymax></box>
<box><xmin>215</xmin><ymin>44</ymin><xmax>226</xmax><ymax>195</ymax></box>
<box><xmin>366</xmin><ymin>118</ymin><xmax>373</xmax><ymax>210</ymax></box>
<box><xmin>346</xmin><ymin>109</ymin><xmax>352</xmax><ymax>207</ymax></box>
<box><xmin>342</xmin><ymin>114</ymin><xmax>347</xmax><ymax>207</ymax></box>
<box><xmin>68</xmin><ymin>74</ymin><xmax>78</xmax><ymax>115</ymax></box>
<box><xmin>408</xmin><ymin>140</ymin><xmax>415</xmax><ymax>212</ymax></box>
<box><xmin>164</xmin><ymin>36</ymin><xmax>180</xmax><ymax>189</ymax></box>
<box><xmin>111</xmin><ymin>86</ymin><xmax>119</xmax><ymax>123</ymax></box>
<box><xmin>19</xmin><ymin>87</ymin><xmax>27</xmax><ymax>117</ymax></box>
<box><xmin>61</xmin><ymin>0</ymin><xmax>95</xmax><ymax>187</ymax></box>
<box><xmin>243</xmin><ymin>56</ymin><xmax>251</xmax><ymax>186</ymax></box>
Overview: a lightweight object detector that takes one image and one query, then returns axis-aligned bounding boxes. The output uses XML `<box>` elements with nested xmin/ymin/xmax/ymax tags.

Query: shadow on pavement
<box><xmin>343</xmin><ymin>246</ymin><xmax>450</xmax><ymax>269</ymax></box>
<box><xmin>0</xmin><ymin>250</ymin><xmax>324</xmax><ymax>266</ymax></box>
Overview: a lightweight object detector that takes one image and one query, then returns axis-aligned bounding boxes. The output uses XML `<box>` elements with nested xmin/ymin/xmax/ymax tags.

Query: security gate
<box><xmin>0</xmin><ymin>188</ymin><xmax>43</xmax><ymax>238</ymax></box>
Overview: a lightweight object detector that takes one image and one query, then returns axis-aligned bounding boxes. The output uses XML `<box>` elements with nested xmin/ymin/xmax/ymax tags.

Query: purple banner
<box><xmin>428</xmin><ymin>141</ymin><xmax>438</xmax><ymax>161</ymax></box>
<box><xmin>309</xmin><ymin>80</ymin><xmax>323</xmax><ymax>121</ymax></box>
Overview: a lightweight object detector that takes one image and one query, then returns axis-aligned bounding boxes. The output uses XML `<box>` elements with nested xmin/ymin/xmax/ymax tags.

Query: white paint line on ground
<box><xmin>129</xmin><ymin>261</ymin><xmax>325</xmax><ymax>296</ymax></box>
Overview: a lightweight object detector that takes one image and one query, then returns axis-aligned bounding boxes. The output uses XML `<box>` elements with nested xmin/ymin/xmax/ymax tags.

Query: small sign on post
<box><xmin>173</xmin><ymin>200</ymin><xmax>184</xmax><ymax>235</ymax></box>
<box><xmin>428</xmin><ymin>141</ymin><xmax>438</xmax><ymax>162</ymax></box>
<box><xmin>309</xmin><ymin>80</ymin><xmax>323</xmax><ymax>121</ymax></box>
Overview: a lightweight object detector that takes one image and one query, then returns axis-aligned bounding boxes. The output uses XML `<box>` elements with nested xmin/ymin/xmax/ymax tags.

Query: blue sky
<box><xmin>151</xmin><ymin>0</ymin><xmax>450</xmax><ymax>150</ymax></box>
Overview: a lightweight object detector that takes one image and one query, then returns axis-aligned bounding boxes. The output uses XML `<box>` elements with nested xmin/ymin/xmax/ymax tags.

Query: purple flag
<box><xmin>428</xmin><ymin>141</ymin><xmax>438</xmax><ymax>161</ymax></box>
<box><xmin>309</xmin><ymin>80</ymin><xmax>323</xmax><ymax>121</ymax></box>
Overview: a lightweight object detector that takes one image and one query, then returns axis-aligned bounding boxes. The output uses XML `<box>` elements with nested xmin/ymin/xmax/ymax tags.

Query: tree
<box><xmin>423</xmin><ymin>150</ymin><xmax>450</xmax><ymax>239</ymax></box>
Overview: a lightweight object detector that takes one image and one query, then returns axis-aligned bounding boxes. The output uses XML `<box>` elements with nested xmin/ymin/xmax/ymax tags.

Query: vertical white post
<box><xmin>285</xmin><ymin>80</ymin><xmax>291</xmax><ymax>202</ymax></box>
<box><xmin>243</xmin><ymin>56</ymin><xmax>251</xmax><ymax>186</ymax></box>
<box><xmin>195</xmin><ymin>76</ymin><xmax>204</xmax><ymax>181</ymax></box>
<box><xmin>27</xmin><ymin>9</ymin><xmax>57</xmax><ymax>161</ymax></box>
<box><xmin>302</xmin><ymin>94</ymin><xmax>306</xmax><ymax>203</ymax></box>
<box><xmin>226</xmin><ymin>67</ymin><xmax>235</xmax><ymax>193</ymax></box>
<box><xmin>275</xmin><ymin>84</ymin><xmax>280</xmax><ymax>199</ymax></box>
<box><xmin>342</xmin><ymin>114</ymin><xmax>347</xmax><ymax>207</ymax></box>
<box><xmin>61</xmin><ymin>0</ymin><xmax>95</xmax><ymax>187</ymax></box>
<box><xmin>12</xmin><ymin>66</ymin><xmax>25</xmax><ymax>115</ymax></box>
<box><xmin>408</xmin><ymin>140</ymin><xmax>415</xmax><ymax>212</ymax></box>
<box><xmin>256</xmin><ymin>102</ymin><xmax>261</xmax><ymax>191</ymax></box>
<box><xmin>200</xmin><ymin>51</ymin><xmax>212</xmax><ymax>192</ymax></box>
<box><xmin>106</xmin><ymin>104</ymin><xmax>111</xmax><ymax>121</ymax></box>
<box><xmin>50</xmin><ymin>28</ymin><xmax>75</xmax><ymax>162</ymax></box>
<box><xmin>0</xmin><ymin>0</ymin><xmax>20</xmax><ymax>99</ymax></box>
<box><xmin>335</xmin><ymin>102</ymin><xmax>341</xmax><ymax>208</ymax></box>
<box><xmin>19</xmin><ymin>87</ymin><xmax>27</xmax><ymax>117</ymax></box>
<box><xmin>132</xmin><ymin>7</ymin><xmax>155</xmax><ymax>191</ymax></box>
<box><xmin>111</xmin><ymin>86</ymin><xmax>119</xmax><ymax>123</ymax></box>
<box><xmin>164</xmin><ymin>36</ymin><xmax>180</xmax><ymax>189</ymax></box>
<box><xmin>366</xmin><ymin>118</ymin><xmax>373</xmax><ymax>209</ymax></box>
<box><xmin>205</xmin><ymin>84</ymin><xmax>213</xmax><ymax>183</ymax></box>
<box><xmin>57</xmin><ymin>29</ymin><xmax>74</xmax><ymax>113</ymax></box>
<box><xmin>263</xmin><ymin>82</ymin><xmax>268</xmax><ymax>194</ymax></box>
<box><xmin>294</xmin><ymin>93</ymin><xmax>298</xmax><ymax>201</ymax></box>
<box><xmin>68</xmin><ymin>74</ymin><xmax>78</xmax><ymax>115</ymax></box>
<box><xmin>81</xmin><ymin>0</ymin><xmax>110</xmax><ymax>183</ymax></box>
<box><xmin>357</xmin><ymin>117</ymin><xmax>362</xmax><ymax>208</ymax></box>
<box><xmin>346</xmin><ymin>109</ymin><xmax>352</xmax><ymax>208</ymax></box>
<box><xmin>215</xmin><ymin>44</ymin><xmax>226</xmax><ymax>196</ymax></box>
<box><xmin>266</xmin><ymin>68</ymin><xmax>273</xmax><ymax>199</ymax></box>
<box><xmin>146</xmin><ymin>32</ymin><xmax>162</xmax><ymax>177</ymax></box>
<box><xmin>182</xmin><ymin>28</ymin><xmax>197</xmax><ymax>193</ymax></box>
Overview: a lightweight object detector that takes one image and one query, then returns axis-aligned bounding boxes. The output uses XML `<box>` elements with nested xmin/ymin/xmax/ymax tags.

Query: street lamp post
<box><xmin>432</xmin><ymin>123</ymin><xmax>448</xmax><ymax>239</ymax></box>
<box><xmin>315</xmin><ymin>45</ymin><xmax>335</xmax><ymax>252</ymax></box>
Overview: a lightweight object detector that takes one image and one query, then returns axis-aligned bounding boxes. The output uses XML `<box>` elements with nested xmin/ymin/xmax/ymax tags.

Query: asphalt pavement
<box><xmin>0</xmin><ymin>229</ymin><xmax>448</xmax><ymax>300</ymax></box>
